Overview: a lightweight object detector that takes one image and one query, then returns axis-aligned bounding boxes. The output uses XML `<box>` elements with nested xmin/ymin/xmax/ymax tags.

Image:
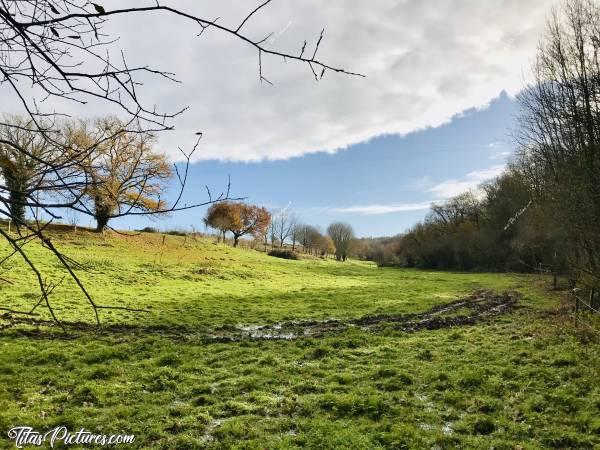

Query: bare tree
<box><xmin>269</xmin><ymin>219</ymin><xmax>278</xmax><ymax>248</ymax></box>
<box><xmin>261</xmin><ymin>214</ymin><xmax>272</xmax><ymax>252</ymax></box>
<box><xmin>302</xmin><ymin>225</ymin><xmax>324</xmax><ymax>256</ymax></box>
<box><xmin>516</xmin><ymin>0</ymin><xmax>600</xmax><ymax>287</ymax></box>
<box><xmin>272</xmin><ymin>206</ymin><xmax>297</xmax><ymax>248</ymax></box>
<box><xmin>291</xmin><ymin>222</ymin><xmax>304</xmax><ymax>251</ymax></box>
<box><xmin>0</xmin><ymin>1</ymin><xmax>362</xmax><ymax>327</ymax></box>
<box><xmin>294</xmin><ymin>223</ymin><xmax>311</xmax><ymax>253</ymax></box>
<box><xmin>429</xmin><ymin>191</ymin><xmax>482</xmax><ymax>230</ymax></box>
<box><xmin>0</xmin><ymin>115</ymin><xmax>64</xmax><ymax>224</ymax></box>
<box><xmin>327</xmin><ymin>222</ymin><xmax>355</xmax><ymax>261</ymax></box>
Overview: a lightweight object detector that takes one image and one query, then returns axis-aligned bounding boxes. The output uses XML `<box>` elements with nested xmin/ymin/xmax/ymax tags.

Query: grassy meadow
<box><xmin>0</xmin><ymin>228</ymin><xmax>599</xmax><ymax>449</ymax></box>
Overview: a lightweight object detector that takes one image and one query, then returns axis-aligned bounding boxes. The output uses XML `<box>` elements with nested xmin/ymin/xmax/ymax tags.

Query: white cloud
<box><xmin>2</xmin><ymin>0</ymin><xmax>554</xmax><ymax>162</ymax></box>
<box><xmin>487</xmin><ymin>141</ymin><xmax>512</xmax><ymax>160</ymax></box>
<box><xmin>333</xmin><ymin>201</ymin><xmax>436</xmax><ymax>215</ymax></box>
<box><xmin>428</xmin><ymin>165</ymin><xmax>506</xmax><ymax>198</ymax></box>
<box><xmin>490</xmin><ymin>151</ymin><xmax>512</xmax><ymax>160</ymax></box>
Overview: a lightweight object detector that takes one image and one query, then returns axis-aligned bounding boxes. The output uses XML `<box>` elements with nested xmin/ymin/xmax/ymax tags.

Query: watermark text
<box><xmin>8</xmin><ymin>426</ymin><xmax>135</xmax><ymax>448</ymax></box>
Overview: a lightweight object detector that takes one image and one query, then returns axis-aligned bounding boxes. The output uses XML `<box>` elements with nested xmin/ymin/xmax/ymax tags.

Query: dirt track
<box><xmin>0</xmin><ymin>289</ymin><xmax>520</xmax><ymax>340</ymax></box>
<box><xmin>213</xmin><ymin>289</ymin><xmax>521</xmax><ymax>341</ymax></box>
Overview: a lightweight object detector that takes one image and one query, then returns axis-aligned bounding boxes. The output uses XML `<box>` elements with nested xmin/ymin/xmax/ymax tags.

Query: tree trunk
<box><xmin>233</xmin><ymin>235</ymin><xmax>239</xmax><ymax>247</ymax></box>
<box><xmin>94</xmin><ymin>197</ymin><xmax>113</xmax><ymax>233</ymax></box>
<box><xmin>9</xmin><ymin>194</ymin><xmax>26</xmax><ymax>224</ymax></box>
<box><xmin>95</xmin><ymin>216</ymin><xmax>109</xmax><ymax>233</ymax></box>
<box><xmin>7</xmin><ymin>178</ymin><xmax>27</xmax><ymax>224</ymax></box>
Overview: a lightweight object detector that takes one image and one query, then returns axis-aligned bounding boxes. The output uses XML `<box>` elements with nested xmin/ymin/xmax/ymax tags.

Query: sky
<box><xmin>113</xmin><ymin>91</ymin><xmax>517</xmax><ymax>237</ymax></box>
<box><xmin>2</xmin><ymin>0</ymin><xmax>557</xmax><ymax>236</ymax></box>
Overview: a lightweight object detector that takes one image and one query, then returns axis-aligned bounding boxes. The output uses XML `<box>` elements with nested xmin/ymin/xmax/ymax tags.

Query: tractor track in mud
<box><xmin>212</xmin><ymin>289</ymin><xmax>521</xmax><ymax>341</ymax></box>
<box><xmin>0</xmin><ymin>290</ymin><xmax>520</xmax><ymax>341</ymax></box>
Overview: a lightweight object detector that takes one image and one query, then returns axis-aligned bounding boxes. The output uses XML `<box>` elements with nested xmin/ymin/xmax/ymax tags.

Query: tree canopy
<box><xmin>204</xmin><ymin>202</ymin><xmax>271</xmax><ymax>247</ymax></box>
<box><xmin>65</xmin><ymin>117</ymin><xmax>173</xmax><ymax>232</ymax></box>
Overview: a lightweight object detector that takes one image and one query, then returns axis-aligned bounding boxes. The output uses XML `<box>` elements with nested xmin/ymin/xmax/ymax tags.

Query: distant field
<box><xmin>0</xmin><ymin>230</ymin><xmax>598</xmax><ymax>449</ymax></box>
<box><xmin>0</xmin><ymin>229</ymin><xmax>528</xmax><ymax>328</ymax></box>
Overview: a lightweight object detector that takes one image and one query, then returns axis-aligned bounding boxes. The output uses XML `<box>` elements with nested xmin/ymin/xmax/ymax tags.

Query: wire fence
<box><xmin>572</xmin><ymin>286</ymin><xmax>600</xmax><ymax>334</ymax></box>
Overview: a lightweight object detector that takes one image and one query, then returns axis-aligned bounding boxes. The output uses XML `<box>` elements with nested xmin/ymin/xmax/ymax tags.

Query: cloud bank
<box><xmin>333</xmin><ymin>202</ymin><xmax>436</xmax><ymax>215</ymax></box>
<box><xmin>4</xmin><ymin>0</ymin><xmax>554</xmax><ymax>162</ymax></box>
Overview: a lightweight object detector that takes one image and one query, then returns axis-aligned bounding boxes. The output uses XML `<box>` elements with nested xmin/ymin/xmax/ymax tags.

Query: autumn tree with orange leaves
<box><xmin>66</xmin><ymin>117</ymin><xmax>174</xmax><ymax>232</ymax></box>
<box><xmin>204</xmin><ymin>202</ymin><xmax>236</xmax><ymax>242</ymax></box>
<box><xmin>204</xmin><ymin>202</ymin><xmax>271</xmax><ymax>247</ymax></box>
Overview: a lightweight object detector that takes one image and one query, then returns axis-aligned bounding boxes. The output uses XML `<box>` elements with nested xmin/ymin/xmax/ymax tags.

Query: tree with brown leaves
<box><xmin>229</xmin><ymin>203</ymin><xmax>271</xmax><ymax>248</ymax></box>
<box><xmin>204</xmin><ymin>201</ymin><xmax>236</xmax><ymax>243</ymax></box>
<box><xmin>204</xmin><ymin>201</ymin><xmax>271</xmax><ymax>247</ymax></box>
<box><xmin>66</xmin><ymin>117</ymin><xmax>173</xmax><ymax>232</ymax></box>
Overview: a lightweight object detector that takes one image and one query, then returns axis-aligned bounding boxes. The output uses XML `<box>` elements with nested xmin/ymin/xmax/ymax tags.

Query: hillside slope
<box><xmin>0</xmin><ymin>229</ymin><xmax>598</xmax><ymax>449</ymax></box>
<box><xmin>0</xmin><ymin>228</ymin><xmax>525</xmax><ymax>329</ymax></box>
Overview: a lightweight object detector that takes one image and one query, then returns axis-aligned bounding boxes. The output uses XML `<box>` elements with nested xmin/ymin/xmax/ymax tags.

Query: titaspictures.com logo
<box><xmin>7</xmin><ymin>426</ymin><xmax>135</xmax><ymax>448</ymax></box>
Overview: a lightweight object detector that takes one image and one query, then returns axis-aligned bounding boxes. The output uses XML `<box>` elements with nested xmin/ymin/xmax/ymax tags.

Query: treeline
<box><xmin>358</xmin><ymin>0</ymin><xmax>600</xmax><ymax>290</ymax></box>
<box><xmin>0</xmin><ymin>111</ymin><xmax>359</xmax><ymax>262</ymax></box>
<box><xmin>0</xmin><ymin>115</ymin><xmax>172</xmax><ymax>232</ymax></box>
<box><xmin>203</xmin><ymin>201</ymin><xmax>355</xmax><ymax>261</ymax></box>
<box><xmin>355</xmin><ymin>169</ymin><xmax>565</xmax><ymax>274</ymax></box>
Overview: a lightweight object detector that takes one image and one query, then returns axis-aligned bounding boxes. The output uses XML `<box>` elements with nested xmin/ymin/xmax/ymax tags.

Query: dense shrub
<box><xmin>165</xmin><ymin>229</ymin><xmax>188</xmax><ymax>236</ymax></box>
<box><xmin>138</xmin><ymin>226</ymin><xmax>159</xmax><ymax>233</ymax></box>
<box><xmin>268</xmin><ymin>249</ymin><xmax>299</xmax><ymax>260</ymax></box>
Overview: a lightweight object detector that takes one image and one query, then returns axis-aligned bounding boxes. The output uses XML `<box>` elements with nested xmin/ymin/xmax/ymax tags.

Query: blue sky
<box><xmin>4</xmin><ymin>2</ymin><xmax>551</xmax><ymax>235</ymax></box>
<box><xmin>112</xmin><ymin>91</ymin><xmax>517</xmax><ymax>237</ymax></box>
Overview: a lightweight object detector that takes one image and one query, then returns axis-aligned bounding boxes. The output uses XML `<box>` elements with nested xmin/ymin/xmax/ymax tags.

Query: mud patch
<box><xmin>0</xmin><ymin>290</ymin><xmax>519</xmax><ymax>341</ymax></box>
<box><xmin>211</xmin><ymin>289</ymin><xmax>520</xmax><ymax>341</ymax></box>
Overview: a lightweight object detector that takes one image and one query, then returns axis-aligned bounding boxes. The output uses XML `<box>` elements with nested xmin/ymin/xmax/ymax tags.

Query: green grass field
<box><xmin>0</xmin><ymin>229</ymin><xmax>599</xmax><ymax>449</ymax></box>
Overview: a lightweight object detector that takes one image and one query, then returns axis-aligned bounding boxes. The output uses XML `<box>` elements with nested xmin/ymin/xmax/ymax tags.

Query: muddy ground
<box><xmin>215</xmin><ymin>289</ymin><xmax>521</xmax><ymax>341</ymax></box>
<box><xmin>0</xmin><ymin>289</ymin><xmax>520</xmax><ymax>340</ymax></box>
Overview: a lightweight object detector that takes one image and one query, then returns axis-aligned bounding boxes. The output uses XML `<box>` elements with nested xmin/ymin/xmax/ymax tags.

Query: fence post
<box><xmin>573</xmin><ymin>288</ymin><xmax>580</xmax><ymax>327</ymax></box>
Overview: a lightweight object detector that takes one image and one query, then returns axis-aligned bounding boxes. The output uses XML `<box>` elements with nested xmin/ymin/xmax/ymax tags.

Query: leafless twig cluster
<box><xmin>0</xmin><ymin>0</ymin><xmax>361</xmax><ymax>329</ymax></box>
